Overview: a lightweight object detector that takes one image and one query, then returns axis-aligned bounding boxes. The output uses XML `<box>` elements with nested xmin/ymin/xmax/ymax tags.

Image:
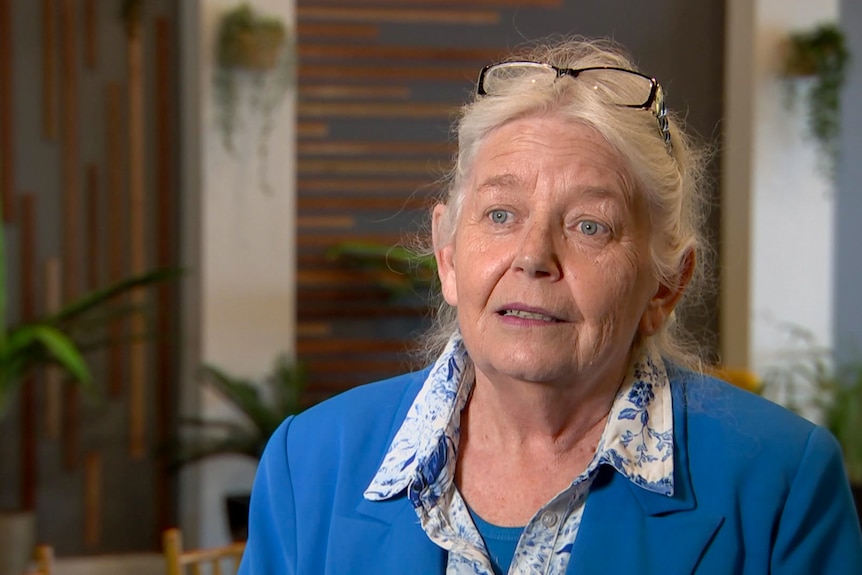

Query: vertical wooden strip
<box><xmin>0</xmin><ymin>0</ymin><xmax>14</xmax><ymax>222</ymax></box>
<box><xmin>105</xmin><ymin>83</ymin><xmax>125</xmax><ymax>397</ymax></box>
<box><xmin>43</xmin><ymin>258</ymin><xmax>63</xmax><ymax>439</ymax></box>
<box><xmin>59</xmin><ymin>0</ymin><xmax>80</xmax><ymax>470</ymax></box>
<box><xmin>59</xmin><ymin>0</ymin><xmax>79</xmax><ymax>302</ymax></box>
<box><xmin>86</xmin><ymin>164</ymin><xmax>98</xmax><ymax>288</ymax></box>
<box><xmin>84</xmin><ymin>451</ymin><xmax>102</xmax><ymax>547</ymax></box>
<box><xmin>19</xmin><ymin>195</ymin><xmax>37</xmax><ymax>510</ymax></box>
<box><xmin>154</xmin><ymin>16</ymin><xmax>174</xmax><ymax>533</ymax></box>
<box><xmin>42</xmin><ymin>0</ymin><xmax>56</xmax><ymax>140</ymax></box>
<box><xmin>83</xmin><ymin>0</ymin><xmax>97</xmax><ymax>69</ymax></box>
<box><xmin>127</xmin><ymin>14</ymin><xmax>147</xmax><ymax>459</ymax></box>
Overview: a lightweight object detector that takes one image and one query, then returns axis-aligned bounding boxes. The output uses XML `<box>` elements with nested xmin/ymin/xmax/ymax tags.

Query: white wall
<box><xmin>722</xmin><ymin>0</ymin><xmax>838</xmax><ymax>404</ymax></box>
<box><xmin>179</xmin><ymin>0</ymin><xmax>296</xmax><ymax>548</ymax></box>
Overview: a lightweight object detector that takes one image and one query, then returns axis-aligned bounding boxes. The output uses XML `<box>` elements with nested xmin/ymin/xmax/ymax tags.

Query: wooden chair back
<box><xmin>162</xmin><ymin>528</ymin><xmax>246</xmax><ymax>575</ymax></box>
<box><xmin>24</xmin><ymin>545</ymin><xmax>55</xmax><ymax>575</ymax></box>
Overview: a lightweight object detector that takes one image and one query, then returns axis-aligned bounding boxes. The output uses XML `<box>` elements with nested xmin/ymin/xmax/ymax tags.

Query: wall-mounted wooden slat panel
<box><xmin>85</xmin><ymin>164</ymin><xmax>99</xmax><ymax>288</ymax></box>
<box><xmin>295</xmin><ymin>0</ymin><xmax>562</xmax><ymax>403</ymax></box>
<box><xmin>83</xmin><ymin>0</ymin><xmax>96</xmax><ymax>69</ymax></box>
<box><xmin>298</xmin><ymin>7</ymin><xmax>501</xmax><ymax>25</ymax></box>
<box><xmin>44</xmin><ymin>258</ymin><xmax>62</xmax><ymax>439</ymax></box>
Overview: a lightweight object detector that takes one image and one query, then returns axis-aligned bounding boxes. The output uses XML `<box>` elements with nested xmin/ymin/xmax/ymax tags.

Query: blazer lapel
<box><xmin>567</xmin><ymin>378</ymin><xmax>724</xmax><ymax>575</ymax></box>
<box><xmin>329</xmin><ymin>494</ymin><xmax>444</xmax><ymax>573</ymax></box>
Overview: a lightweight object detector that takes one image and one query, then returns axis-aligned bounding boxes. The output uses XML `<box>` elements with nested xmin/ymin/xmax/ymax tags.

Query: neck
<box><xmin>464</xmin><ymin>366</ymin><xmax>624</xmax><ymax>455</ymax></box>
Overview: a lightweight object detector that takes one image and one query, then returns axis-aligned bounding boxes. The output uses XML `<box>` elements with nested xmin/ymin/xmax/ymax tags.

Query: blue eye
<box><xmin>489</xmin><ymin>209</ymin><xmax>511</xmax><ymax>224</ymax></box>
<box><xmin>578</xmin><ymin>220</ymin><xmax>604</xmax><ymax>236</ymax></box>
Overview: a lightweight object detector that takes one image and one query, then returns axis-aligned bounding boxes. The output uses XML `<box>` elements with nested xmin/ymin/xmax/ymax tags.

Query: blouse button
<box><xmin>541</xmin><ymin>511</ymin><xmax>559</xmax><ymax>528</ymax></box>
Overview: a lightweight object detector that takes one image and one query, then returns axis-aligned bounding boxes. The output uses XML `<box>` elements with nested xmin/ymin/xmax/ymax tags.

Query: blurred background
<box><xmin>0</xmin><ymin>0</ymin><xmax>860</xmax><ymax>570</ymax></box>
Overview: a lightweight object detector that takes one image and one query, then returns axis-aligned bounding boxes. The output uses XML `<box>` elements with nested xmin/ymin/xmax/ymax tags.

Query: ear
<box><xmin>432</xmin><ymin>203</ymin><xmax>459</xmax><ymax>307</ymax></box>
<box><xmin>639</xmin><ymin>249</ymin><xmax>695</xmax><ymax>336</ymax></box>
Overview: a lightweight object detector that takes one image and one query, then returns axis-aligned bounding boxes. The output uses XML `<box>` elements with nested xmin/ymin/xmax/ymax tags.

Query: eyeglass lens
<box><xmin>482</xmin><ymin>63</ymin><xmax>655</xmax><ymax>109</ymax></box>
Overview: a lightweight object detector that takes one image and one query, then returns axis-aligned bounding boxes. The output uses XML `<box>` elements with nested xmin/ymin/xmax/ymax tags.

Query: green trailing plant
<box><xmin>783</xmin><ymin>23</ymin><xmax>850</xmax><ymax>177</ymax></box>
<box><xmin>213</xmin><ymin>3</ymin><xmax>294</xmax><ymax>193</ymax></box>
<box><xmin>170</xmin><ymin>354</ymin><xmax>306</xmax><ymax>466</ymax></box>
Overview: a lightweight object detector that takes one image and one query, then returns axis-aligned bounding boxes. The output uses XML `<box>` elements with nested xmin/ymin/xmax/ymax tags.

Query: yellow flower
<box><xmin>709</xmin><ymin>366</ymin><xmax>762</xmax><ymax>394</ymax></box>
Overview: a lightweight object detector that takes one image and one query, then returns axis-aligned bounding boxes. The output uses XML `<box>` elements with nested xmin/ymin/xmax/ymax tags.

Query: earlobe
<box><xmin>432</xmin><ymin>204</ymin><xmax>459</xmax><ymax>306</ymax></box>
<box><xmin>639</xmin><ymin>249</ymin><xmax>695</xmax><ymax>336</ymax></box>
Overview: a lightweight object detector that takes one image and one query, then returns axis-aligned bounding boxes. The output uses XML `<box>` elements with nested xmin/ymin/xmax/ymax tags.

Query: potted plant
<box><xmin>169</xmin><ymin>354</ymin><xmax>306</xmax><ymax>540</ymax></box>
<box><xmin>213</xmin><ymin>2</ymin><xmax>293</xmax><ymax>194</ymax></box>
<box><xmin>782</xmin><ymin>23</ymin><xmax>850</xmax><ymax>177</ymax></box>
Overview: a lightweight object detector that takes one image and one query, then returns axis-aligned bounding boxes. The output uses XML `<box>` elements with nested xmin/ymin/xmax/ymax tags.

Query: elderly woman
<box><xmin>239</xmin><ymin>37</ymin><xmax>862</xmax><ymax>574</ymax></box>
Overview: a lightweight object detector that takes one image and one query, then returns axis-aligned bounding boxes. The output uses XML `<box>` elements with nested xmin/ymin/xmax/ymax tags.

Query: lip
<box><xmin>495</xmin><ymin>303</ymin><xmax>565</xmax><ymax>323</ymax></box>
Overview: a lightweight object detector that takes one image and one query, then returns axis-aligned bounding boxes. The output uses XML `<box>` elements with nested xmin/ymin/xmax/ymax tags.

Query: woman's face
<box><xmin>435</xmin><ymin>114</ymin><xmax>674</xmax><ymax>392</ymax></box>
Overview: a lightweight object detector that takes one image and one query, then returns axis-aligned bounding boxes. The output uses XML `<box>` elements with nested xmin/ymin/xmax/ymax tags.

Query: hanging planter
<box><xmin>782</xmin><ymin>23</ymin><xmax>850</xmax><ymax>178</ymax></box>
<box><xmin>213</xmin><ymin>3</ymin><xmax>293</xmax><ymax>192</ymax></box>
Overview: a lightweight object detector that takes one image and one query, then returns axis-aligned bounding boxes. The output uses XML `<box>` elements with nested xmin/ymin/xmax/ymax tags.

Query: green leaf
<box><xmin>47</xmin><ymin>267</ymin><xmax>182</xmax><ymax>325</ymax></box>
<box><xmin>7</xmin><ymin>324</ymin><xmax>93</xmax><ymax>387</ymax></box>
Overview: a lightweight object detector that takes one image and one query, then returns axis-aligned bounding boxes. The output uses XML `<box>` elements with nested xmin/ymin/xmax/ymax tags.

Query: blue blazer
<box><xmin>239</xmin><ymin>368</ymin><xmax>862</xmax><ymax>574</ymax></box>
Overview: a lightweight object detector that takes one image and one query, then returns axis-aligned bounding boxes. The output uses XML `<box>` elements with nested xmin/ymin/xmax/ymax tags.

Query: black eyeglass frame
<box><xmin>476</xmin><ymin>62</ymin><xmax>671</xmax><ymax>148</ymax></box>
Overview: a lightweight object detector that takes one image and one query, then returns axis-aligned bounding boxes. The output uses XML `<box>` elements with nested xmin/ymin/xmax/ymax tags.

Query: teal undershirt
<box><xmin>467</xmin><ymin>507</ymin><xmax>525</xmax><ymax>575</ymax></box>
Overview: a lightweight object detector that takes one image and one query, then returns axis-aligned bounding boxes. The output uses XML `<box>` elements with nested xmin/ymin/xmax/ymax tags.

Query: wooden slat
<box><xmin>299</xmin><ymin>232</ymin><xmax>404</xmax><ymax>247</ymax></box>
<box><xmin>299</xmin><ymin>101</ymin><xmax>457</xmax><ymax>119</ymax></box>
<box><xmin>105</xmin><ymin>82</ymin><xmax>125</xmax><ymax>397</ymax></box>
<box><xmin>84</xmin><ymin>451</ymin><xmax>102</xmax><ymax>547</ymax></box>
<box><xmin>297</xmin><ymin>121</ymin><xmax>329</xmax><ymax>138</ymax></box>
<box><xmin>60</xmin><ymin>0</ymin><xmax>79</xmax><ymax>470</ymax></box>
<box><xmin>86</xmin><ymin>164</ymin><xmax>99</xmax><ymax>288</ymax></box>
<box><xmin>297</xmin><ymin>338</ymin><xmax>413</xmax><ymax>354</ymax></box>
<box><xmin>298</xmin><ymin>178</ymin><xmax>437</xmax><ymax>193</ymax></box>
<box><xmin>83</xmin><ymin>0</ymin><xmax>96</xmax><ymax>69</ymax></box>
<box><xmin>19</xmin><ymin>195</ymin><xmax>37</xmax><ymax>510</ymax></box>
<box><xmin>297</xmin><ymin>6</ymin><xmax>501</xmax><ymax>25</ymax></box>
<box><xmin>300</xmin><ymin>43</ymin><xmax>501</xmax><ymax>62</ymax></box>
<box><xmin>44</xmin><ymin>258</ymin><xmax>62</xmax><ymax>439</ymax></box>
<box><xmin>127</xmin><ymin>14</ymin><xmax>147</xmax><ymax>460</ymax></box>
<box><xmin>298</xmin><ymin>22</ymin><xmax>380</xmax><ymax>40</ymax></box>
<box><xmin>296</xmin><ymin>322</ymin><xmax>331</xmax><ymax>337</ymax></box>
<box><xmin>297</xmin><ymin>215</ymin><xmax>356</xmax><ymax>229</ymax></box>
<box><xmin>298</xmin><ymin>158</ymin><xmax>443</xmax><ymax>176</ymax></box>
<box><xmin>299</xmin><ymin>63</ymin><xmax>475</xmax><ymax>82</ymax></box>
<box><xmin>299</xmin><ymin>140</ymin><xmax>453</xmax><ymax>156</ymax></box>
<box><xmin>311</xmin><ymin>0</ymin><xmax>560</xmax><ymax>5</ymax></box>
<box><xmin>42</xmin><ymin>0</ymin><xmax>57</xmax><ymax>140</ymax></box>
<box><xmin>0</xmin><ymin>0</ymin><xmax>14</xmax><ymax>222</ymax></box>
<box><xmin>299</xmin><ymin>84</ymin><xmax>410</xmax><ymax>100</ymax></box>
<box><xmin>60</xmin><ymin>0</ymin><xmax>80</xmax><ymax>301</ymax></box>
<box><xmin>154</xmin><ymin>16</ymin><xmax>174</xmax><ymax>536</ymax></box>
<box><xmin>298</xmin><ymin>196</ymin><xmax>428</xmax><ymax>211</ymax></box>
<box><xmin>299</xmin><ymin>304</ymin><xmax>427</xmax><ymax>319</ymax></box>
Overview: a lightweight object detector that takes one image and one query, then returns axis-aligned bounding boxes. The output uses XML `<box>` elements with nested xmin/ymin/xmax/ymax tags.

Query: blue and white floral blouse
<box><xmin>365</xmin><ymin>331</ymin><xmax>675</xmax><ymax>575</ymax></box>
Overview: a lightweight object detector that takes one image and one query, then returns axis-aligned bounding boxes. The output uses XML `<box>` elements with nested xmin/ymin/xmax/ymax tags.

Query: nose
<box><xmin>511</xmin><ymin>218</ymin><xmax>562</xmax><ymax>280</ymax></box>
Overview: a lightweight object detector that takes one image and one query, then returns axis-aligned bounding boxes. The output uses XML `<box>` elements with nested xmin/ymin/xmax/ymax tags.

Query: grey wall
<box><xmin>835</xmin><ymin>0</ymin><xmax>862</xmax><ymax>363</ymax></box>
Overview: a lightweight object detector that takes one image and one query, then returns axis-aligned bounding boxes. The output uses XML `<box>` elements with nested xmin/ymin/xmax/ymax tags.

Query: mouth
<box><xmin>497</xmin><ymin>308</ymin><xmax>562</xmax><ymax>323</ymax></box>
